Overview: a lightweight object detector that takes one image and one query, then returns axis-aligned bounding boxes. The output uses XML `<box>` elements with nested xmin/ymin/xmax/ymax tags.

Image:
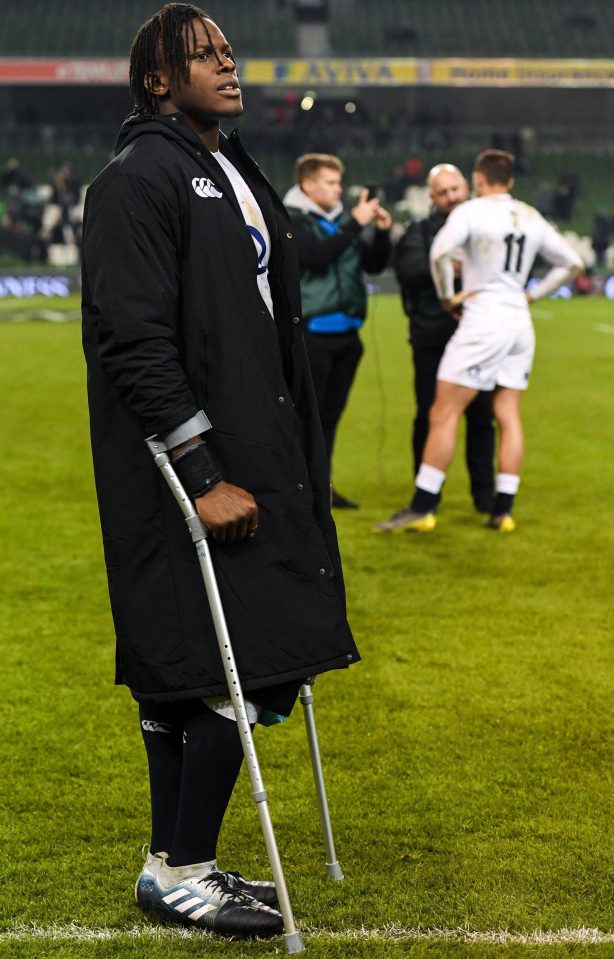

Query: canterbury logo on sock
<box><xmin>192</xmin><ymin>177</ymin><xmax>223</xmax><ymax>199</ymax></box>
<box><xmin>141</xmin><ymin>720</ymin><xmax>173</xmax><ymax>734</ymax></box>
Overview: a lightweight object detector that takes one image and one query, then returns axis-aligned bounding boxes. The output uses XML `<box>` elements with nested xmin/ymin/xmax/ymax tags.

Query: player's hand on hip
<box><xmin>351</xmin><ymin>189</ymin><xmax>380</xmax><ymax>226</ymax></box>
<box><xmin>195</xmin><ymin>481</ymin><xmax>259</xmax><ymax>544</ymax></box>
<box><xmin>441</xmin><ymin>289</ymin><xmax>475</xmax><ymax>321</ymax></box>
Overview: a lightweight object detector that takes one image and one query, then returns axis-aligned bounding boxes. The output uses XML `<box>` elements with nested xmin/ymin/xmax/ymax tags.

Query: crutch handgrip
<box><xmin>185</xmin><ymin>514</ymin><xmax>208</xmax><ymax>542</ymax></box>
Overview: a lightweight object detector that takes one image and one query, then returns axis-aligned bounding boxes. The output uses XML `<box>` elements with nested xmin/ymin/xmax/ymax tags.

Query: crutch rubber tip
<box><xmin>326</xmin><ymin>861</ymin><xmax>344</xmax><ymax>881</ymax></box>
<box><xmin>284</xmin><ymin>931</ymin><xmax>305</xmax><ymax>953</ymax></box>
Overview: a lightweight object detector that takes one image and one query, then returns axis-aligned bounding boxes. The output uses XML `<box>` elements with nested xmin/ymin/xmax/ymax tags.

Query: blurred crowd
<box><xmin>0</xmin><ymin>148</ymin><xmax>613</xmax><ymax>274</ymax></box>
<box><xmin>0</xmin><ymin>157</ymin><xmax>83</xmax><ymax>265</ymax></box>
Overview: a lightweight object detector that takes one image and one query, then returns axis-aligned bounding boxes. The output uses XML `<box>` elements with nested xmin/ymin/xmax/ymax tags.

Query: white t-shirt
<box><xmin>430</xmin><ymin>194</ymin><xmax>582</xmax><ymax>327</ymax></box>
<box><xmin>210</xmin><ymin>151</ymin><xmax>274</xmax><ymax>319</ymax></box>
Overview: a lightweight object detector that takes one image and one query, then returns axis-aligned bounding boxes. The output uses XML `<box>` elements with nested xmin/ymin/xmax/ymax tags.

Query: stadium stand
<box><xmin>328</xmin><ymin>0</ymin><xmax>614</xmax><ymax>57</ymax></box>
<box><xmin>2</xmin><ymin>0</ymin><xmax>614</xmax><ymax>57</ymax></box>
<box><xmin>0</xmin><ymin>0</ymin><xmax>296</xmax><ymax>56</ymax></box>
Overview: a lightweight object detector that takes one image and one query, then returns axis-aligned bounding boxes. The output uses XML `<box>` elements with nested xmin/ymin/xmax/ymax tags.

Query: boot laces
<box><xmin>196</xmin><ymin>870</ymin><xmax>255</xmax><ymax>906</ymax></box>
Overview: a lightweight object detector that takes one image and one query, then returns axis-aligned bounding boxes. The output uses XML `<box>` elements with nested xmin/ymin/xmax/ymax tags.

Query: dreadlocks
<box><xmin>129</xmin><ymin>3</ymin><xmax>212</xmax><ymax>115</ymax></box>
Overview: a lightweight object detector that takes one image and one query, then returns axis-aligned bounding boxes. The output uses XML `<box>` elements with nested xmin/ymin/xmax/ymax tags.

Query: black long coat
<box><xmin>394</xmin><ymin>212</ymin><xmax>458</xmax><ymax>349</ymax></box>
<box><xmin>81</xmin><ymin>114</ymin><xmax>359</xmax><ymax>703</ymax></box>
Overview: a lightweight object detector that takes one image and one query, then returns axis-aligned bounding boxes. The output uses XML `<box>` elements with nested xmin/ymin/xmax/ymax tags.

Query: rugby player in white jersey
<box><xmin>375</xmin><ymin>149</ymin><xmax>583</xmax><ymax>534</ymax></box>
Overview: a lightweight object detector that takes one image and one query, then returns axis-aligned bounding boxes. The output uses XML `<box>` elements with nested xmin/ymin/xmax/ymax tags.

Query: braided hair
<box><xmin>129</xmin><ymin>3</ymin><xmax>213</xmax><ymax>115</ymax></box>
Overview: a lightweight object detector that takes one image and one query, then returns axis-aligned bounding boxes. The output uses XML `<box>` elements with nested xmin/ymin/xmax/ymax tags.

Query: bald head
<box><xmin>427</xmin><ymin>164</ymin><xmax>468</xmax><ymax>216</ymax></box>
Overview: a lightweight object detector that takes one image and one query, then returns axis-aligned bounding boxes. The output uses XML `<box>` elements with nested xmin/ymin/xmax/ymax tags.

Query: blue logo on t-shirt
<box><xmin>248</xmin><ymin>226</ymin><xmax>268</xmax><ymax>275</ymax></box>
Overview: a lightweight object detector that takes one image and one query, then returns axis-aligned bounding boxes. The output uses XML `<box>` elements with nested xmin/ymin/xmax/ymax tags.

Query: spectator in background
<box><xmin>285</xmin><ymin>153</ymin><xmax>391</xmax><ymax>509</ymax></box>
<box><xmin>382</xmin><ymin>163</ymin><xmax>411</xmax><ymax>203</ymax></box>
<box><xmin>405</xmin><ymin>155</ymin><xmax>424</xmax><ymax>184</ymax></box>
<box><xmin>0</xmin><ymin>158</ymin><xmax>31</xmax><ymax>193</ymax></box>
<box><xmin>0</xmin><ymin>162</ymin><xmax>48</xmax><ymax>264</ymax></box>
<box><xmin>393</xmin><ymin>163</ymin><xmax>495</xmax><ymax>513</ymax></box>
<box><xmin>1</xmin><ymin>211</ymin><xmax>47</xmax><ymax>263</ymax></box>
<box><xmin>591</xmin><ymin>212</ymin><xmax>611</xmax><ymax>267</ymax></box>
<box><xmin>553</xmin><ymin>172</ymin><xmax>580</xmax><ymax>221</ymax></box>
<box><xmin>50</xmin><ymin>161</ymin><xmax>82</xmax><ymax>242</ymax></box>
<box><xmin>533</xmin><ymin>181</ymin><xmax>555</xmax><ymax>220</ymax></box>
<box><xmin>50</xmin><ymin>160</ymin><xmax>81</xmax><ymax>209</ymax></box>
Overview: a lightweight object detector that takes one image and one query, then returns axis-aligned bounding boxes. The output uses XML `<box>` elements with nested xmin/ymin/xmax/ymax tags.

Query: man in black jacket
<box><xmin>81</xmin><ymin>3</ymin><xmax>358</xmax><ymax>939</ymax></box>
<box><xmin>391</xmin><ymin>163</ymin><xmax>494</xmax><ymax>513</ymax></box>
<box><xmin>285</xmin><ymin>154</ymin><xmax>391</xmax><ymax>509</ymax></box>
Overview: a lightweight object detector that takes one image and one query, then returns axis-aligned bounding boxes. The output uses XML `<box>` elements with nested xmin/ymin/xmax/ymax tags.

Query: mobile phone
<box><xmin>366</xmin><ymin>183</ymin><xmax>378</xmax><ymax>201</ymax></box>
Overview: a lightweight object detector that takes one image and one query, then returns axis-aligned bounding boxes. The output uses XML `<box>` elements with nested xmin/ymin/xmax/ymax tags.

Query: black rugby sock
<box><xmin>139</xmin><ymin>701</ymin><xmax>184</xmax><ymax>855</ymax></box>
<box><xmin>493</xmin><ymin>492</ymin><xmax>515</xmax><ymax>516</ymax></box>
<box><xmin>410</xmin><ymin>487</ymin><xmax>439</xmax><ymax>513</ymax></box>
<box><xmin>167</xmin><ymin>704</ymin><xmax>246</xmax><ymax>867</ymax></box>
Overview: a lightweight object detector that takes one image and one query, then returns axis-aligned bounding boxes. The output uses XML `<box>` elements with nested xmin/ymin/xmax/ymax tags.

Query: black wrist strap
<box><xmin>172</xmin><ymin>441</ymin><xmax>222</xmax><ymax>498</ymax></box>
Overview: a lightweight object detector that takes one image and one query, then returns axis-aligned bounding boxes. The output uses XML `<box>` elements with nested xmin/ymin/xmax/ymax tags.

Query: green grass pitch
<box><xmin>0</xmin><ymin>294</ymin><xmax>612</xmax><ymax>958</ymax></box>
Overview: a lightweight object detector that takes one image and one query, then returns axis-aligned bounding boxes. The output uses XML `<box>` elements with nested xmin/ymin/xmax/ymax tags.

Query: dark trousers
<box><xmin>304</xmin><ymin>329</ymin><xmax>364</xmax><ymax>471</ymax></box>
<box><xmin>412</xmin><ymin>342</ymin><xmax>495</xmax><ymax>502</ymax></box>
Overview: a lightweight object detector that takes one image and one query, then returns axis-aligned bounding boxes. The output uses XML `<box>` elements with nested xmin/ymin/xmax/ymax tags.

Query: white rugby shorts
<box><xmin>437</xmin><ymin>322</ymin><xmax>535</xmax><ymax>391</ymax></box>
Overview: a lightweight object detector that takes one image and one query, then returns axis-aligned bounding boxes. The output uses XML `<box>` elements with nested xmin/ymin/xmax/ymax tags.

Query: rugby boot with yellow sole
<box><xmin>373</xmin><ymin>507</ymin><xmax>437</xmax><ymax>533</ymax></box>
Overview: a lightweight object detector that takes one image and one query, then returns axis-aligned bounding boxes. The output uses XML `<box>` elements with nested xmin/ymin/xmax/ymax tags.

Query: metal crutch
<box><xmin>146</xmin><ymin>437</ymin><xmax>304</xmax><ymax>955</ymax></box>
<box><xmin>299</xmin><ymin>679</ymin><xmax>344</xmax><ymax>880</ymax></box>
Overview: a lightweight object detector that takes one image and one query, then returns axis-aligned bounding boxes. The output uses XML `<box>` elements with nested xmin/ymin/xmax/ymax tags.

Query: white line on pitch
<box><xmin>594</xmin><ymin>323</ymin><xmax>614</xmax><ymax>335</ymax></box>
<box><xmin>0</xmin><ymin>923</ymin><xmax>612</xmax><ymax>945</ymax></box>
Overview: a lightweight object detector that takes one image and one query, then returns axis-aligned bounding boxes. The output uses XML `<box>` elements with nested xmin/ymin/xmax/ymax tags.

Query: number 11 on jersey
<box><xmin>503</xmin><ymin>233</ymin><xmax>526</xmax><ymax>273</ymax></box>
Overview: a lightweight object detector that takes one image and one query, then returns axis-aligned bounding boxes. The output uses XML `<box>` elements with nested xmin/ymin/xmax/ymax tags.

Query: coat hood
<box><xmin>115</xmin><ymin>110</ymin><xmax>209</xmax><ymax>156</ymax></box>
<box><xmin>283</xmin><ymin>184</ymin><xmax>343</xmax><ymax>222</ymax></box>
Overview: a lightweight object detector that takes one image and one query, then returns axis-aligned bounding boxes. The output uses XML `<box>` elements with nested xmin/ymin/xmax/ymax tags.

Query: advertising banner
<box><xmin>2</xmin><ymin>57</ymin><xmax>614</xmax><ymax>88</ymax></box>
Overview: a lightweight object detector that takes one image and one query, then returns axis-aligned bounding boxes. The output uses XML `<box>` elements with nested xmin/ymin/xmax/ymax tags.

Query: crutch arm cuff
<box><xmin>171</xmin><ymin>441</ymin><xmax>223</xmax><ymax>498</ymax></box>
<box><xmin>157</xmin><ymin>410</ymin><xmax>213</xmax><ymax>450</ymax></box>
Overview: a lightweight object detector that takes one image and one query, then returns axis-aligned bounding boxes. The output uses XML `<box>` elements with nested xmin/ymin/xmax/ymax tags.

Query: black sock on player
<box><xmin>492</xmin><ymin>491</ymin><xmax>515</xmax><ymax>516</ymax></box>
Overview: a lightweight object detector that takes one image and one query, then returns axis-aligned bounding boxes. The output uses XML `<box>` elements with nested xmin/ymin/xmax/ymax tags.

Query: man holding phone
<box><xmin>284</xmin><ymin>154</ymin><xmax>391</xmax><ymax>508</ymax></box>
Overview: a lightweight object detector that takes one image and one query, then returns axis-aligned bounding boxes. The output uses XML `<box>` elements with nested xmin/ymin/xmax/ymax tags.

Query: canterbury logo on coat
<box><xmin>192</xmin><ymin>177</ymin><xmax>223</xmax><ymax>199</ymax></box>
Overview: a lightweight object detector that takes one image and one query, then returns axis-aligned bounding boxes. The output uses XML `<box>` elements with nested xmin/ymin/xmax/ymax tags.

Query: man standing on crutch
<box><xmin>81</xmin><ymin>2</ymin><xmax>359</xmax><ymax>942</ymax></box>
